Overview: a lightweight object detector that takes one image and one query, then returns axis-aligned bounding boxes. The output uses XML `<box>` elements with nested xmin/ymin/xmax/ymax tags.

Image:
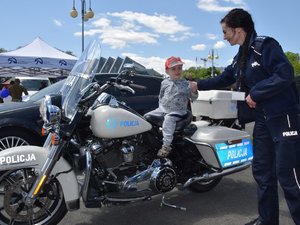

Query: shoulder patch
<box><xmin>251</xmin><ymin>35</ymin><xmax>276</xmax><ymax>64</ymax></box>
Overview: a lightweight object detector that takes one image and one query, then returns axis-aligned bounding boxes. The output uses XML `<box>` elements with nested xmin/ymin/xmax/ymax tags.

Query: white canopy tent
<box><xmin>0</xmin><ymin>37</ymin><xmax>78</xmax><ymax>77</ymax></box>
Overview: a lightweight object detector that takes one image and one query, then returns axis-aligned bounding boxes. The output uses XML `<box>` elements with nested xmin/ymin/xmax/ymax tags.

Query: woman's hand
<box><xmin>245</xmin><ymin>94</ymin><xmax>256</xmax><ymax>108</ymax></box>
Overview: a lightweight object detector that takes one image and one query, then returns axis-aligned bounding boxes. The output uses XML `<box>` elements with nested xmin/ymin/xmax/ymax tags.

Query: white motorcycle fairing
<box><xmin>0</xmin><ymin>146</ymin><xmax>79</xmax><ymax>210</ymax></box>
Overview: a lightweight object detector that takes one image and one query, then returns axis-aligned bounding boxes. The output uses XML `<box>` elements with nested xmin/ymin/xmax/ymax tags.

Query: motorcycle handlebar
<box><xmin>115</xmin><ymin>84</ymin><xmax>135</xmax><ymax>94</ymax></box>
<box><xmin>110</xmin><ymin>77</ymin><xmax>147</xmax><ymax>90</ymax></box>
<box><xmin>79</xmin><ymin>83</ymin><xmax>109</xmax><ymax>104</ymax></box>
<box><xmin>128</xmin><ymin>83</ymin><xmax>147</xmax><ymax>90</ymax></box>
<box><xmin>80</xmin><ymin>76</ymin><xmax>145</xmax><ymax>105</ymax></box>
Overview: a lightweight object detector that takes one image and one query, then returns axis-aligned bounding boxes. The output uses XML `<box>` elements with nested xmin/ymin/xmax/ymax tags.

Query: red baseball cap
<box><xmin>165</xmin><ymin>56</ymin><xmax>184</xmax><ymax>70</ymax></box>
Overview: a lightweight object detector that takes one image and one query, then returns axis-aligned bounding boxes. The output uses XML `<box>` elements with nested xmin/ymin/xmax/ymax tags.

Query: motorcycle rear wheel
<box><xmin>188</xmin><ymin>177</ymin><xmax>222</xmax><ymax>193</ymax></box>
<box><xmin>0</xmin><ymin>168</ymin><xmax>67</xmax><ymax>225</ymax></box>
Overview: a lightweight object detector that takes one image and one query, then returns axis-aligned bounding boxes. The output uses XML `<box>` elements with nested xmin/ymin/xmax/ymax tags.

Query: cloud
<box><xmin>75</xmin><ymin>27</ymin><xmax>158</xmax><ymax>49</ymax></box>
<box><xmin>121</xmin><ymin>53</ymin><xmax>197</xmax><ymax>75</ymax></box>
<box><xmin>196</xmin><ymin>0</ymin><xmax>246</xmax><ymax>12</ymax></box>
<box><xmin>81</xmin><ymin>11</ymin><xmax>192</xmax><ymax>49</ymax></box>
<box><xmin>122</xmin><ymin>52</ymin><xmax>166</xmax><ymax>74</ymax></box>
<box><xmin>53</xmin><ymin>19</ymin><xmax>63</xmax><ymax>27</ymax></box>
<box><xmin>100</xmin><ymin>29</ymin><xmax>158</xmax><ymax>49</ymax></box>
<box><xmin>192</xmin><ymin>44</ymin><xmax>207</xmax><ymax>51</ymax></box>
<box><xmin>206</xmin><ymin>33</ymin><xmax>218</xmax><ymax>40</ymax></box>
<box><xmin>169</xmin><ymin>32</ymin><xmax>195</xmax><ymax>42</ymax></box>
<box><xmin>109</xmin><ymin>11</ymin><xmax>190</xmax><ymax>34</ymax></box>
<box><xmin>214</xmin><ymin>41</ymin><xmax>226</xmax><ymax>49</ymax></box>
<box><xmin>92</xmin><ymin>18</ymin><xmax>110</xmax><ymax>27</ymax></box>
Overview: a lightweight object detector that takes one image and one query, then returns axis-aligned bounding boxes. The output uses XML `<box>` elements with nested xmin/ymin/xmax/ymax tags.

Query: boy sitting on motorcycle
<box><xmin>145</xmin><ymin>56</ymin><xmax>198</xmax><ymax>158</ymax></box>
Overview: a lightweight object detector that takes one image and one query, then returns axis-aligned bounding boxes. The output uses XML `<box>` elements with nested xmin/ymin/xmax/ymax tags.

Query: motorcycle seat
<box><xmin>144</xmin><ymin>110</ymin><xmax>193</xmax><ymax>131</ymax></box>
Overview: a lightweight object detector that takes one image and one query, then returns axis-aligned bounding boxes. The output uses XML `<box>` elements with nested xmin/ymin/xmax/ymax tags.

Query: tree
<box><xmin>64</xmin><ymin>50</ymin><xmax>77</xmax><ymax>57</ymax></box>
<box><xmin>0</xmin><ymin>48</ymin><xmax>7</xmax><ymax>53</ymax></box>
<box><xmin>285</xmin><ymin>52</ymin><xmax>300</xmax><ymax>76</ymax></box>
<box><xmin>182</xmin><ymin>67</ymin><xmax>221</xmax><ymax>80</ymax></box>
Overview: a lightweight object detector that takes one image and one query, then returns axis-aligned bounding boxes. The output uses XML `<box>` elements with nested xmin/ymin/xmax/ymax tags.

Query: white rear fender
<box><xmin>0</xmin><ymin>146</ymin><xmax>79</xmax><ymax>205</ymax></box>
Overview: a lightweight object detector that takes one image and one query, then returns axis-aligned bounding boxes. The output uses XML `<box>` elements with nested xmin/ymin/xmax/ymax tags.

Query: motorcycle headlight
<box><xmin>40</xmin><ymin>95</ymin><xmax>62</xmax><ymax>124</ymax></box>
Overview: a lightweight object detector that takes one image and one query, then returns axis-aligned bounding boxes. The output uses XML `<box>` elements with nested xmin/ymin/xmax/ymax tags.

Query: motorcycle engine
<box><xmin>92</xmin><ymin>136</ymin><xmax>153</xmax><ymax>169</ymax></box>
<box><xmin>123</xmin><ymin>158</ymin><xmax>177</xmax><ymax>193</ymax></box>
<box><xmin>150</xmin><ymin>162</ymin><xmax>177</xmax><ymax>193</ymax></box>
<box><xmin>87</xmin><ymin>136</ymin><xmax>177</xmax><ymax>194</ymax></box>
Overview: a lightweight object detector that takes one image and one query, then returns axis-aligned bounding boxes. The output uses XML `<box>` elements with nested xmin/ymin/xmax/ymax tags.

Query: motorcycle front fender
<box><xmin>0</xmin><ymin>146</ymin><xmax>79</xmax><ymax>209</ymax></box>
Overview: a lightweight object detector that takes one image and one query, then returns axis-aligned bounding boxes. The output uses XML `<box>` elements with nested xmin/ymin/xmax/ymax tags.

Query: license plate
<box><xmin>215</xmin><ymin>139</ymin><xmax>253</xmax><ymax>168</ymax></box>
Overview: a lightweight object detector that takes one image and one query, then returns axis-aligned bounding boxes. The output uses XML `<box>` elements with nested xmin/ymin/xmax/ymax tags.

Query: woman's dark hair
<box><xmin>221</xmin><ymin>8</ymin><xmax>256</xmax><ymax>70</ymax></box>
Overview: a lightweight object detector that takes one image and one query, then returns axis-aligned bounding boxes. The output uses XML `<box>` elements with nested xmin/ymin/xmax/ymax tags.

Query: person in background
<box><xmin>0</xmin><ymin>81</ymin><xmax>14</xmax><ymax>103</ymax></box>
<box><xmin>0</xmin><ymin>86</ymin><xmax>10</xmax><ymax>103</ymax></box>
<box><xmin>0</xmin><ymin>84</ymin><xmax>3</xmax><ymax>103</ymax></box>
<box><xmin>39</xmin><ymin>81</ymin><xmax>48</xmax><ymax>90</ymax></box>
<box><xmin>8</xmin><ymin>78</ymin><xmax>28</xmax><ymax>102</ymax></box>
<box><xmin>145</xmin><ymin>56</ymin><xmax>198</xmax><ymax>158</ymax></box>
<box><xmin>196</xmin><ymin>8</ymin><xmax>300</xmax><ymax>225</ymax></box>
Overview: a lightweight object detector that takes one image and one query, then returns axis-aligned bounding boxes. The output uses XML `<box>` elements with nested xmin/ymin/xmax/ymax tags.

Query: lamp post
<box><xmin>207</xmin><ymin>49</ymin><xmax>219</xmax><ymax>77</ymax></box>
<box><xmin>70</xmin><ymin>0</ymin><xmax>94</xmax><ymax>52</ymax></box>
<box><xmin>200</xmin><ymin>58</ymin><xmax>207</xmax><ymax>68</ymax></box>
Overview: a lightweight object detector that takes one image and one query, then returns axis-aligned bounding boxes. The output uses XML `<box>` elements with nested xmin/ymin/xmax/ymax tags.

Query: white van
<box><xmin>4</xmin><ymin>77</ymin><xmax>51</xmax><ymax>101</ymax></box>
<box><xmin>16</xmin><ymin>77</ymin><xmax>51</xmax><ymax>96</ymax></box>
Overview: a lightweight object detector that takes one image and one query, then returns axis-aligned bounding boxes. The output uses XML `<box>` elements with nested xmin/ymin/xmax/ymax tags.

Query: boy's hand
<box><xmin>189</xmin><ymin>81</ymin><xmax>198</xmax><ymax>93</ymax></box>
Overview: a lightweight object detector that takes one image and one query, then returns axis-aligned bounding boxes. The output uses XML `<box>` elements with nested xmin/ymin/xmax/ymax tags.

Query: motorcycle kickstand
<box><xmin>160</xmin><ymin>194</ymin><xmax>186</xmax><ymax>211</ymax></box>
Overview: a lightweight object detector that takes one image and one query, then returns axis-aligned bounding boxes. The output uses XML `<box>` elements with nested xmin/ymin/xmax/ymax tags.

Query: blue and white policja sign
<box><xmin>215</xmin><ymin>139</ymin><xmax>253</xmax><ymax>168</ymax></box>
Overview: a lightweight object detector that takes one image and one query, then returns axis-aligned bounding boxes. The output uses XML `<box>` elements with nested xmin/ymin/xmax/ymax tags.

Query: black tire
<box><xmin>188</xmin><ymin>177</ymin><xmax>222</xmax><ymax>193</ymax></box>
<box><xmin>0</xmin><ymin>168</ymin><xmax>67</xmax><ymax>225</ymax></box>
<box><xmin>0</xmin><ymin>128</ymin><xmax>40</xmax><ymax>151</ymax></box>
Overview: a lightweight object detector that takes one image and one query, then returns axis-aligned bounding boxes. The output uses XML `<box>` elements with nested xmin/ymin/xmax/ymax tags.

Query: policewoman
<box><xmin>196</xmin><ymin>8</ymin><xmax>300</xmax><ymax>225</ymax></box>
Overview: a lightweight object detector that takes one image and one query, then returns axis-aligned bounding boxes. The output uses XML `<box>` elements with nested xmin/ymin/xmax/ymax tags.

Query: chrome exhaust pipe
<box><xmin>183</xmin><ymin>162</ymin><xmax>251</xmax><ymax>188</ymax></box>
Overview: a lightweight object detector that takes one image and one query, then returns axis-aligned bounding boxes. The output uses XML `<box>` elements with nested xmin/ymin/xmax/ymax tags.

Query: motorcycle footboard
<box><xmin>105</xmin><ymin>190</ymin><xmax>152</xmax><ymax>203</ymax></box>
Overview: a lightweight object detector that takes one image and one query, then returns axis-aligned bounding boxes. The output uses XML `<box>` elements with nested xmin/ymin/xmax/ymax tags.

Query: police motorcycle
<box><xmin>0</xmin><ymin>40</ymin><xmax>253</xmax><ymax>225</ymax></box>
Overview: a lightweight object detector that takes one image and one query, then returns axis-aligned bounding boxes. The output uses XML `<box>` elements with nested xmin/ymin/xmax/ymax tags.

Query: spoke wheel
<box><xmin>0</xmin><ymin>168</ymin><xmax>67</xmax><ymax>225</ymax></box>
<box><xmin>0</xmin><ymin>136</ymin><xmax>30</xmax><ymax>151</ymax></box>
<box><xmin>0</xmin><ymin>128</ymin><xmax>41</xmax><ymax>151</ymax></box>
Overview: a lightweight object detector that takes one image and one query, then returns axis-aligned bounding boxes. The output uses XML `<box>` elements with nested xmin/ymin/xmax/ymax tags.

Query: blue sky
<box><xmin>1</xmin><ymin>0</ymin><xmax>299</xmax><ymax>74</ymax></box>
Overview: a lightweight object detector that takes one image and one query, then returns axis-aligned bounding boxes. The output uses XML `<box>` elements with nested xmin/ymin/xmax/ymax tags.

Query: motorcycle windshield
<box><xmin>60</xmin><ymin>40</ymin><xmax>101</xmax><ymax>120</ymax></box>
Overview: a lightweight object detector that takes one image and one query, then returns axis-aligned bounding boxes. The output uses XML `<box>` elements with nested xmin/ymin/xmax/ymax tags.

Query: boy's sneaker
<box><xmin>245</xmin><ymin>218</ymin><xmax>265</xmax><ymax>225</ymax></box>
<box><xmin>157</xmin><ymin>145</ymin><xmax>172</xmax><ymax>158</ymax></box>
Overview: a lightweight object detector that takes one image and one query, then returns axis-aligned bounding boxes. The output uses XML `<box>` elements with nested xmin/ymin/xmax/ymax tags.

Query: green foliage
<box><xmin>64</xmin><ymin>50</ymin><xmax>76</xmax><ymax>57</ymax></box>
<box><xmin>182</xmin><ymin>66</ymin><xmax>221</xmax><ymax>80</ymax></box>
<box><xmin>182</xmin><ymin>51</ymin><xmax>300</xmax><ymax>79</ymax></box>
<box><xmin>0</xmin><ymin>48</ymin><xmax>7</xmax><ymax>53</ymax></box>
<box><xmin>285</xmin><ymin>52</ymin><xmax>300</xmax><ymax>76</ymax></box>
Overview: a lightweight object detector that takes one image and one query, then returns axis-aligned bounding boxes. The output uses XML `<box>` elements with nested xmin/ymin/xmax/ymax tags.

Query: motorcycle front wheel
<box><xmin>0</xmin><ymin>168</ymin><xmax>67</xmax><ymax>225</ymax></box>
<box><xmin>188</xmin><ymin>177</ymin><xmax>222</xmax><ymax>193</ymax></box>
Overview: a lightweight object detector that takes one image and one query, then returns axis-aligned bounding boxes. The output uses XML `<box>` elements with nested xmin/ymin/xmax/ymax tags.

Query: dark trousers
<box><xmin>11</xmin><ymin>99</ymin><xmax>22</xmax><ymax>102</ymax></box>
<box><xmin>252</xmin><ymin>113</ymin><xmax>300</xmax><ymax>225</ymax></box>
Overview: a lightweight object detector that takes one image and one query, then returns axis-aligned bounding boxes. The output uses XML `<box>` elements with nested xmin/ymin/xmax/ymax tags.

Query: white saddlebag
<box><xmin>190</xmin><ymin>122</ymin><xmax>253</xmax><ymax>169</ymax></box>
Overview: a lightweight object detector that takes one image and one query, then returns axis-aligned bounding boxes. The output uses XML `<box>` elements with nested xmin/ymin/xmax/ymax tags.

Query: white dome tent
<box><xmin>0</xmin><ymin>37</ymin><xmax>77</xmax><ymax>78</ymax></box>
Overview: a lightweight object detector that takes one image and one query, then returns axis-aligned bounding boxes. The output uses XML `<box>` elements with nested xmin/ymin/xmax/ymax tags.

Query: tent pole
<box><xmin>81</xmin><ymin>0</ymin><xmax>85</xmax><ymax>52</ymax></box>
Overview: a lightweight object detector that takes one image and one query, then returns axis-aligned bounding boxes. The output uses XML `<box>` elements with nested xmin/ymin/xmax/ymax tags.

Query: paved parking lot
<box><xmin>59</xmin><ymin>167</ymin><xmax>294</xmax><ymax>225</ymax></box>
